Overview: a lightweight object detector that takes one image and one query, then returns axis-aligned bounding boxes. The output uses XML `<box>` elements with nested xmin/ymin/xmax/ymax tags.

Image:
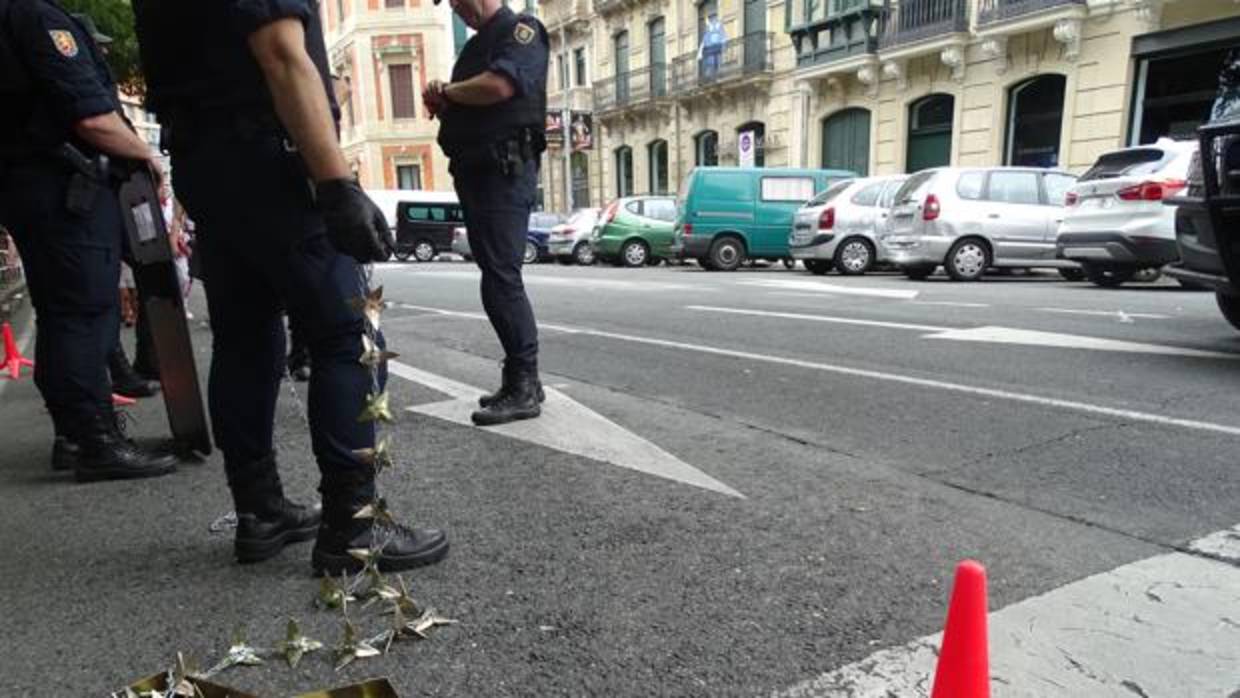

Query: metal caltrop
<box><xmin>352</xmin><ymin>436</ymin><xmax>394</xmax><ymax>473</ymax></box>
<box><xmin>203</xmin><ymin>627</ymin><xmax>265</xmax><ymax>677</ymax></box>
<box><xmin>359</xmin><ymin>334</ymin><xmax>398</xmax><ymax>368</ymax></box>
<box><xmin>278</xmin><ymin>619</ymin><xmax>324</xmax><ymax>669</ymax></box>
<box><xmin>348</xmin><ymin>285</ymin><xmax>386</xmax><ymax>331</ymax></box>
<box><xmin>317</xmin><ymin>574</ymin><xmax>356</xmax><ymax>611</ymax></box>
<box><xmin>333</xmin><ymin>618</ymin><xmax>381</xmax><ymax>671</ymax></box>
<box><xmin>357</xmin><ymin>391</ymin><xmax>393</xmax><ymax>423</ymax></box>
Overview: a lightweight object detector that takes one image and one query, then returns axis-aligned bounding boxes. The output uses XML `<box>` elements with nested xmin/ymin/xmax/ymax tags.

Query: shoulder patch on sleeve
<box><xmin>49</xmin><ymin>29</ymin><xmax>79</xmax><ymax>58</ymax></box>
<box><xmin>514</xmin><ymin>22</ymin><xmax>535</xmax><ymax>45</ymax></box>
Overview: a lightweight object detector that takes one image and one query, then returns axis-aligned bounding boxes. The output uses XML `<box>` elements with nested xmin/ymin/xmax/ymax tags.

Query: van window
<box><xmin>956</xmin><ymin>172</ymin><xmax>985</xmax><ymax>200</ymax></box>
<box><xmin>850</xmin><ymin>181</ymin><xmax>886</xmax><ymax>206</ymax></box>
<box><xmin>404</xmin><ymin>204</ymin><xmax>464</xmax><ymax>223</ymax></box>
<box><xmin>761</xmin><ymin>177</ymin><xmax>816</xmax><ymax>202</ymax></box>
<box><xmin>703</xmin><ymin>172</ymin><xmax>753</xmax><ymax>201</ymax></box>
<box><xmin>643</xmin><ymin>198</ymin><xmax>677</xmax><ymax>221</ymax></box>
<box><xmin>986</xmin><ymin>171</ymin><xmax>1041</xmax><ymax>205</ymax></box>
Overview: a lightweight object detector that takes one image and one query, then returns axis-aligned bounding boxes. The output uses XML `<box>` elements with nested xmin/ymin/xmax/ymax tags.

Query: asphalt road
<box><xmin>3</xmin><ymin>260</ymin><xmax>1240</xmax><ymax>696</ymax></box>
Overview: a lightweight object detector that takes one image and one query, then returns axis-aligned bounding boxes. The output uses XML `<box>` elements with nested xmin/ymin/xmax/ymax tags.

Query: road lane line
<box><xmin>1036</xmin><ymin>307</ymin><xmax>1170</xmax><ymax>320</ymax></box>
<box><xmin>739</xmin><ymin>279</ymin><xmax>921</xmax><ymax>300</ymax></box>
<box><xmin>686</xmin><ymin>305</ymin><xmax>950</xmax><ymax>333</ymax></box>
<box><xmin>400</xmin><ymin>304</ymin><xmax>1240</xmax><ymax>438</ymax></box>
<box><xmin>775</xmin><ymin>526</ymin><xmax>1240</xmax><ymax>697</ymax></box>
<box><xmin>910</xmin><ymin>300</ymin><xmax>992</xmax><ymax>308</ymax></box>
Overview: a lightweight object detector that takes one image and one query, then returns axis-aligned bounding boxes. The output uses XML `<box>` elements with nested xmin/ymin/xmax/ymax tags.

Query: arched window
<box><xmin>1006</xmin><ymin>75</ymin><xmax>1066</xmax><ymax>167</ymax></box>
<box><xmin>571</xmin><ymin>151</ymin><xmax>590</xmax><ymax>208</ymax></box>
<box><xmin>821</xmin><ymin>108</ymin><xmax>870</xmax><ymax>175</ymax></box>
<box><xmin>736</xmin><ymin>121</ymin><xmax>765</xmax><ymax>167</ymax></box>
<box><xmin>906</xmin><ymin>94</ymin><xmax>954</xmax><ymax>173</ymax></box>
<box><xmin>648</xmin><ymin>140</ymin><xmax>669</xmax><ymax>194</ymax></box>
<box><xmin>695</xmin><ymin>130</ymin><xmax>719</xmax><ymax>166</ymax></box>
<box><xmin>615</xmin><ymin>146</ymin><xmax>634</xmax><ymax>197</ymax></box>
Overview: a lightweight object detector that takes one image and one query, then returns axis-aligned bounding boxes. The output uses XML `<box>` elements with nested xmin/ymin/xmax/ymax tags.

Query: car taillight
<box><xmin>1116</xmin><ymin>179</ymin><xmax>1188</xmax><ymax>201</ymax></box>
<box><xmin>922</xmin><ymin>194</ymin><xmax>941</xmax><ymax>221</ymax></box>
<box><xmin>682</xmin><ymin>223</ymin><xmax>693</xmax><ymax>237</ymax></box>
<box><xmin>818</xmin><ymin>207</ymin><xmax>835</xmax><ymax>230</ymax></box>
<box><xmin>1065</xmin><ymin>192</ymin><xmax>1079</xmax><ymax>206</ymax></box>
<box><xmin>602</xmin><ymin>201</ymin><xmax>619</xmax><ymax>224</ymax></box>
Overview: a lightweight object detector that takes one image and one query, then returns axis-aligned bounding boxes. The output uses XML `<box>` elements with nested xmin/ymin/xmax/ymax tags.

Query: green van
<box><xmin>674</xmin><ymin>167</ymin><xmax>855</xmax><ymax>270</ymax></box>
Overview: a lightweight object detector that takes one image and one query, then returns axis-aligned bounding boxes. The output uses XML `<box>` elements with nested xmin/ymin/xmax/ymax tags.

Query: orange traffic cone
<box><xmin>930</xmin><ymin>560</ymin><xmax>990</xmax><ymax>698</ymax></box>
<box><xmin>2</xmin><ymin>321</ymin><xmax>33</xmax><ymax>379</ymax></box>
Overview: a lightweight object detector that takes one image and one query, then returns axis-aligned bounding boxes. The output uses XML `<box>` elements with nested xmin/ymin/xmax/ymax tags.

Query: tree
<box><xmin>59</xmin><ymin>0</ymin><xmax>143</xmax><ymax>93</ymax></box>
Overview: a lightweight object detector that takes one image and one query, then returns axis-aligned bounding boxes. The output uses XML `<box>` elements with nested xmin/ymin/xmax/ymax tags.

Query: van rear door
<box><xmin>691</xmin><ymin>171</ymin><xmax>755</xmax><ymax>245</ymax></box>
<box><xmin>753</xmin><ymin>175</ymin><xmax>816</xmax><ymax>256</ymax></box>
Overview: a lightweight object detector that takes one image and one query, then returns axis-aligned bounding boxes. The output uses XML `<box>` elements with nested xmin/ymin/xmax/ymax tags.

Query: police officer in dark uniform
<box><xmin>423</xmin><ymin>0</ymin><xmax>549</xmax><ymax>427</ymax></box>
<box><xmin>131</xmin><ymin>2</ymin><xmax>448</xmax><ymax>574</ymax></box>
<box><xmin>0</xmin><ymin>0</ymin><xmax>177</xmax><ymax>482</ymax></box>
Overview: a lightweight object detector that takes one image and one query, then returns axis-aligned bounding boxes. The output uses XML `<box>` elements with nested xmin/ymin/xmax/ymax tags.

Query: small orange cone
<box><xmin>112</xmin><ymin>393</ymin><xmax>136</xmax><ymax>407</ymax></box>
<box><xmin>930</xmin><ymin>560</ymin><xmax>990</xmax><ymax>698</ymax></box>
<box><xmin>2</xmin><ymin>321</ymin><xmax>33</xmax><ymax>379</ymax></box>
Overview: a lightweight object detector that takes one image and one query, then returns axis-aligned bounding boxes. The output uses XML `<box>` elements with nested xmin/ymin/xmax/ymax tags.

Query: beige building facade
<box><xmin>321</xmin><ymin>0</ymin><xmax>463</xmax><ymax>192</ymax></box>
<box><xmin>537</xmin><ymin>0</ymin><xmax>1240</xmax><ymax>213</ymax></box>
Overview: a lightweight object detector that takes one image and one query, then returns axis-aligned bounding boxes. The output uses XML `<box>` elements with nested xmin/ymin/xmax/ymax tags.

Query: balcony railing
<box><xmin>593</xmin><ymin>64</ymin><xmax>669</xmax><ymax>112</ymax></box>
<box><xmin>878</xmin><ymin>0</ymin><xmax>968</xmax><ymax>50</ymax></box>
<box><xmin>789</xmin><ymin>0</ymin><xmax>883</xmax><ymax>69</ymax></box>
<box><xmin>671</xmin><ymin>33</ymin><xmax>774</xmax><ymax>93</ymax></box>
<box><xmin>977</xmin><ymin>0</ymin><xmax>1085</xmax><ymax>26</ymax></box>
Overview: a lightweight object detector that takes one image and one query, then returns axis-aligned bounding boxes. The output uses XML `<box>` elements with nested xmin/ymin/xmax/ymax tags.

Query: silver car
<box><xmin>881</xmin><ymin>167</ymin><xmax>1079</xmax><ymax>281</ymax></box>
<box><xmin>546</xmin><ymin>207</ymin><xmax>601</xmax><ymax>265</ymax></box>
<box><xmin>790</xmin><ymin>175</ymin><xmax>908</xmax><ymax>275</ymax></box>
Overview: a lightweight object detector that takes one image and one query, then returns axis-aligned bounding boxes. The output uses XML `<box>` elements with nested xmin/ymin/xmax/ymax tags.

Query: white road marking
<box><xmin>739</xmin><ymin>278</ymin><xmax>921</xmax><ymax>300</ymax></box>
<box><xmin>910</xmin><ymin>300</ymin><xmax>992</xmax><ymax>308</ymax></box>
<box><xmin>686</xmin><ymin>305</ymin><xmax>948</xmax><ymax>333</ymax></box>
<box><xmin>1036</xmin><ymin>307</ymin><xmax>1170</xmax><ymax>320</ymax></box>
<box><xmin>926</xmin><ymin>326</ymin><xmax>1238</xmax><ymax>360</ymax></box>
<box><xmin>687</xmin><ymin>305</ymin><xmax>1239</xmax><ymax>360</ymax></box>
<box><xmin>400</xmin><ymin>304</ymin><xmax>1240</xmax><ymax>438</ymax></box>
<box><xmin>390</xmin><ymin>268</ymin><xmax>708</xmax><ymax>292</ymax></box>
<box><xmin>387</xmin><ymin>361</ymin><xmax>744</xmax><ymax>498</ymax></box>
<box><xmin>776</xmin><ymin>527</ymin><xmax>1240</xmax><ymax>697</ymax></box>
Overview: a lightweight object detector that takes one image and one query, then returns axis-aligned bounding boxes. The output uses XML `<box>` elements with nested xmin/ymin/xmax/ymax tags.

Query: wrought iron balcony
<box><xmin>878</xmin><ymin>0</ymin><xmax>968</xmax><ymax>50</ymax></box>
<box><xmin>977</xmin><ymin>0</ymin><xmax>1085</xmax><ymax>26</ymax></box>
<box><xmin>592</xmin><ymin>64</ymin><xmax>669</xmax><ymax>113</ymax></box>
<box><xmin>671</xmin><ymin>33</ymin><xmax>774</xmax><ymax>94</ymax></box>
<box><xmin>788</xmin><ymin>0</ymin><xmax>883</xmax><ymax>70</ymax></box>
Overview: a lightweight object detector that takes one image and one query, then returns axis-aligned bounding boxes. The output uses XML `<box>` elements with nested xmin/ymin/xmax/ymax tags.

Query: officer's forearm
<box><xmin>248</xmin><ymin>18</ymin><xmax>349</xmax><ymax>182</ymax></box>
<box><xmin>445</xmin><ymin>72</ymin><xmax>515</xmax><ymax>107</ymax></box>
<box><xmin>73</xmin><ymin>112</ymin><xmax>155</xmax><ymax>162</ymax></box>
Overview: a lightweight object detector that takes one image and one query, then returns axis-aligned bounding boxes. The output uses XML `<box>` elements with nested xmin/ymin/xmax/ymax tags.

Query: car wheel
<box><xmin>1058</xmin><ymin>268</ymin><xmax>1086</xmax><ymax>282</ymax></box>
<box><xmin>412</xmin><ymin>240</ymin><xmax>436</xmax><ymax>263</ymax></box>
<box><xmin>1217</xmin><ymin>293</ymin><xmax>1240</xmax><ymax>332</ymax></box>
<box><xmin>709</xmin><ymin>237</ymin><xmax>745</xmax><ymax>272</ymax></box>
<box><xmin>804</xmin><ymin>259</ymin><xmax>830</xmax><ymax>276</ymax></box>
<box><xmin>573</xmin><ymin>242</ymin><xmax>595</xmax><ymax>266</ymax></box>
<box><xmin>1084</xmin><ymin>263</ymin><xmax>1135</xmax><ymax>288</ymax></box>
<box><xmin>945</xmin><ymin>239</ymin><xmax>989</xmax><ymax>281</ymax></box>
<box><xmin>834</xmin><ymin>238</ymin><xmax>875</xmax><ymax>276</ymax></box>
<box><xmin>782</xmin><ymin>258</ymin><xmax>797</xmax><ymax>270</ymax></box>
<box><xmin>1133</xmin><ymin>267</ymin><xmax>1162</xmax><ymax>283</ymax></box>
<box><xmin>393</xmin><ymin>250</ymin><xmax>413</xmax><ymax>262</ymax></box>
<box><xmin>619</xmin><ymin>240</ymin><xmax>649</xmax><ymax>267</ymax></box>
<box><xmin>904</xmin><ymin>265</ymin><xmax>935</xmax><ymax>281</ymax></box>
<box><xmin>523</xmin><ymin>241</ymin><xmax>538</xmax><ymax>265</ymax></box>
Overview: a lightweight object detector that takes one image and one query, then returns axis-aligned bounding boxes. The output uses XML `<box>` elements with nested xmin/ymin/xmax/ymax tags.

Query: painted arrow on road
<box><xmin>387</xmin><ymin>361</ymin><xmax>745</xmax><ymax>499</ymax></box>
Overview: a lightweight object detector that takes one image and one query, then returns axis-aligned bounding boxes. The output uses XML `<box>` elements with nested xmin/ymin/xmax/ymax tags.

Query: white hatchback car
<box><xmin>546</xmin><ymin>207</ymin><xmax>601</xmax><ymax>265</ymax></box>
<box><xmin>789</xmin><ymin>175</ymin><xmax>908</xmax><ymax>275</ymax></box>
<box><xmin>1056</xmin><ymin>138</ymin><xmax>1196</xmax><ymax>287</ymax></box>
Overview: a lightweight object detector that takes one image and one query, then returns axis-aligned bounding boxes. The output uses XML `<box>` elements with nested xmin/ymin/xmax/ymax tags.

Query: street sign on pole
<box><xmin>739</xmin><ymin>130</ymin><xmax>755</xmax><ymax>168</ymax></box>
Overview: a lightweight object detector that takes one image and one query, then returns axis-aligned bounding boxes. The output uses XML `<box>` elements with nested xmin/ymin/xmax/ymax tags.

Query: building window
<box><xmin>341</xmin><ymin>76</ymin><xmax>355</xmax><ymax>129</ymax></box>
<box><xmin>574</xmin><ymin>47</ymin><xmax>587</xmax><ymax>86</ymax></box>
<box><xmin>695</xmin><ymin>130</ymin><xmax>718</xmax><ymax>166</ymax></box>
<box><xmin>821</xmin><ymin>108</ymin><xmax>870</xmax><ymax>175</ymax></box>
<box><xmin>614</xmin><ymin>31</ymin><xmax>630</xmax><ymax>103</ymax></box>
<box><xmin>1131</xmin><ymin>44</ymin><xmax>1239</xmax><ymax>144</ymax></box>
<box><xmin>1006</xmin><ymin>74</ymin><xmax>1066</xmax><ymax>167</ymax></box>
<box><xmin>385</xmin><ymin>0</ymin><xmax>403</xmax><ymax>8</ymax></box>
<box><xmin>571</xmin><ymin>151</ymin><xmax>590</xmax><ymax>207</ymax></box>
<box><xmin>557</xmin><ymin>54</ymin><xmax>568</xmax><ymax>90</ymax></box>
<box><xmin>697</xmin><ymin>0</ymin><xmax>718</xmax><ymax>41</ymax></box>
<box><xmin>736</xmin><ymin>121</ymin><xmax>765</xmax><ymax>167</ymax></box>
<box><xmin>906</xmin><ymin>94</ymin><xmax>953</xmax><ymax>173</ymax></box>
<box><xmin>648</xmin><ymin>140</ymin><xmax>669</xmax><ymax>193</ymax></box>
<box><xmin>336</xmin><ymin>0</ymin><xmax>345</xmax><ymax>20</ymax></box>
<box><xmin>397</xmin><ymin>164</ymin><xmax>422</xmax><ymax>190</ymax></box>
<box><xmin>389</xmin><ymin>64</ymin><xmax>416</xmax><ymax>119</ymax></box>
<box><xmin>615</xmin><ymin>146</ymin><xmax>633</xmax><ymax>197</ymax></box>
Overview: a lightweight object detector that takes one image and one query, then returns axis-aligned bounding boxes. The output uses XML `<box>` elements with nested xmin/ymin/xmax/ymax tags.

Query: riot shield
<box><xmin>118</xmin><ymin>169</ymin><xmax>212</xmax><ymax>455</ymax></box>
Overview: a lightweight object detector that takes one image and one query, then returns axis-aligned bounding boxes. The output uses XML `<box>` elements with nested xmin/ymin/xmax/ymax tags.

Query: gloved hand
<box><xmin>315</xmin><ymin>178</ymin><xmax>394</xmax><ymax>263</ymax></box>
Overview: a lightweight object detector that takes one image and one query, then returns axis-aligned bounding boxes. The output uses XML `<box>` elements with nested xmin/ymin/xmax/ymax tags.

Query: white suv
<box><xmin>1056</xmin><ymin>139</ymin><xmax>1196</xmax><ymax>287</ymax></box>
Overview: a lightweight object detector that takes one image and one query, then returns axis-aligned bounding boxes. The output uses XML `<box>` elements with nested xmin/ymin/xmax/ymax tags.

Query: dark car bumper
<box><xmin>1056</xmin><ymin>232</ymin><xmax>1179</xmax><ymax>267</ymax></box>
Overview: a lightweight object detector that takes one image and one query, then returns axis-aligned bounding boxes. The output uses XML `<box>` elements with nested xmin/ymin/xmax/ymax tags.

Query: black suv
<box><xmin>394</xmin><ymin>198</ymin><xmax>465</xmax><ymax>262</ymax></box>
<box><xmin>1164</xmin><ymin>54</ymin><xmax>1240</xmax><ymax>330</ymax></box>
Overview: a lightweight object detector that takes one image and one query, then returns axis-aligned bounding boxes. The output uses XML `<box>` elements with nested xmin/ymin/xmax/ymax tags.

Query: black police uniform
<box><xmin>438</xmin><ymin>7</ymin><xmax>549</xmax><ymax>426</ymax></box>
<box><xmin>0</xmin><ymin>0</ymin><xmax>175</xmax><ymax>481</ymax></box>
<box><xmin>133</xmin><ymin>1</ymin><xmax>447</xmax><ymax>572</ymax></box>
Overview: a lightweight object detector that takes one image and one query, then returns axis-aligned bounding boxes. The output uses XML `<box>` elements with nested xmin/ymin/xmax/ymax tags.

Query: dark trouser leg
<box><xmin>131</xmin><ymin>297</ymin><xmax>158</xmax><ymax>377</ymax></box>
<box><xmin>287</xmin><ymin>313</ymin><xmax>310</xmax><ymax>375</ymax></box>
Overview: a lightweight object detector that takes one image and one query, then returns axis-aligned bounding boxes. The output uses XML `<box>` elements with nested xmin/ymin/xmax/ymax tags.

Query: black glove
<box><xmin>315</xmin><ymin>178</ymin><xmax>394</xmax><ymax>263</ymax></box>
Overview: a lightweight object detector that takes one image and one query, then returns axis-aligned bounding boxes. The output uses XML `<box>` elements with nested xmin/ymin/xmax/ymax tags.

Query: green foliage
<box><xmin>58</xmin><ymin>0</ymin><xmax>143</xmax><ymax>93</ymax></box>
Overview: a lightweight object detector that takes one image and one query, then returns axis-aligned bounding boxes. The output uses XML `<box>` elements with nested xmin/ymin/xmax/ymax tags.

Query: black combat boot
<box><xmin>74</xmin><ymin>412</ymin><xmax>178</xmax><ymax>482</ymax></box>
<box><xmin>472</xmin><ymin>362</ymin><xmax>542</xmax><ymax>426</ymax></box>
<box><xmin>51</xmin><ymin>435</ymin><xmax>79</xmax><ymax>471</ymax></box>
<box><xmin>109</xmin><ymin>342</ymin><xmax>161</xmax><ymax>398</ymax></box>
<box><xmin>312</xmin><ymin>515</ymin><xmax>449</xmax><ymax>576</ymax></box>
<box><xmin>235</xmin><ymin>499</ymin><xmax>323</xmax><ymax>563</ymax></box>
<box><xmin>478</xmin><ymin>361</ymin><xmax>545</xmax><ymax>408</ymax></box>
